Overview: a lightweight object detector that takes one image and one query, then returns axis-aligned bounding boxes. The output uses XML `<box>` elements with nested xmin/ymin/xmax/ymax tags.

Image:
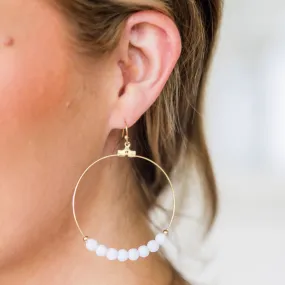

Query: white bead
<box><xmin>117</xmin><ymin>249</ymin><xmax>129</xmax><ymax>262</ymax></box>
<box><xmin>106</xmin><ymin>248</ymin><xmax>118</xmax><ymax>261</ymax></box>
<box><xmin>138</xmin><ymin>245</ymin><xmax>150</xmax><ymax>258</ymax></box>
<box><xmin>85</xmin><ymin>239</ymin><xmax>98</xmax><ymax>251</ymax></box>
<box><xmin>155</xmin><ymin>233</ymin><xmax>166</xmax><ymax>245</ymax></box>
<box><xmin>96</xmin><ymin>245</ymin><xmax>108</xmax><ymax>257</ymax></box>
<box><xmin>128</xmin><ymin>248</ymin><xmax>139</xmax><ymax>261</ymax></box>
<box><xmin>147</xmin><ymin>240</ymin><xmax>159</xmax><ymax>253</ymax></box>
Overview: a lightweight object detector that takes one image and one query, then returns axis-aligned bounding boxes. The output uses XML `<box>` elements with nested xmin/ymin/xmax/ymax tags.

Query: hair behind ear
<box><xmin>133</xmin><ymin>0</ymin><xmax>222</xmax><ymax>230</ymax></box>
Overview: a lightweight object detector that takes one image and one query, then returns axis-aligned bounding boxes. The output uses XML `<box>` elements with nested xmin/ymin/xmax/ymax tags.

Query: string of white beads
<box><xmin>85</xmin><ymin>232</ymin><xmax>167</xmax><ymax>261</ymax></box>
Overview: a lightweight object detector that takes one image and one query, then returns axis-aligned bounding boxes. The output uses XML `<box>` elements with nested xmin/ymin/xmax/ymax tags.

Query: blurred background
<box><xmin>206</xmin><ymin>0</ymin><xmax>285</xmax><ymax>284</ymax></box>
<box><xmin>164</xmin><ymin>1</ymin><xmax>285</xmax><ymax>284</ymax></box>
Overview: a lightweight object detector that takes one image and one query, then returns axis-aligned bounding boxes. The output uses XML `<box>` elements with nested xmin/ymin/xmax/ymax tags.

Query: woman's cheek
<box><xmin>0</xmin><ymin>0</ymin><xmax>74</xmax><ymax>126</ymax></box>
<box><xmin>0</xmin><ymin>42</ymin><xmax>70</xmax><ymax>125</ymax></box>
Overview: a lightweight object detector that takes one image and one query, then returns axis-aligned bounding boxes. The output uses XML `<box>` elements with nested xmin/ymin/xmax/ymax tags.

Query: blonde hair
<box><xmin>55</xmin><ymin>0</ymin><xmax>222</xmax><ymax>283</ymax></box>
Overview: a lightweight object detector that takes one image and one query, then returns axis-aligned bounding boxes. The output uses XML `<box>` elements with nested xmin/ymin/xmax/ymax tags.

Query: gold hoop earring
<box><xmin>72</xmin><ymin>124</ymin><xmax>176</xmax><ymax>262</ymax></box>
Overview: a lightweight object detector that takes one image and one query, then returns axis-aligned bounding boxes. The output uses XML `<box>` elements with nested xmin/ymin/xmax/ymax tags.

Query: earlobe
<box><xmin>109</xmin><ymin>11</ymin><xmax>181</xmax><ymax>130</ymax></box>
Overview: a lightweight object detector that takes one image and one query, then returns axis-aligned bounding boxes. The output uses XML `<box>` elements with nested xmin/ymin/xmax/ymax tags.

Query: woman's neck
<box><xmin>0</xmin><ymin>154</ymin><xmax>173</xmax><ymax>285</ymax></box>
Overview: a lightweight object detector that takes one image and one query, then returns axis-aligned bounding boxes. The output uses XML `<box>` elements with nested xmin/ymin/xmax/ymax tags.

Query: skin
<box><xmin>0</xmin><ymin>0</ymin><xmax>181</xmax><ymax>284</ymax></box>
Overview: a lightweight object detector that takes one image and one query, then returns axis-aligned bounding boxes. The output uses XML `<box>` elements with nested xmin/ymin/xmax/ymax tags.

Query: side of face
<box><xmin>0</xmin><ymin>0</ymin><xmax>113</xmax><ymax>267</ymax></box>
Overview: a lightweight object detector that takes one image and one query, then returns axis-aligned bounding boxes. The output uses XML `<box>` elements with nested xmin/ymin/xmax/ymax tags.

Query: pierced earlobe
<box><xmin>2</xmin><ymin>36</ymin><xmax>14</xmax><ymax>47</ymax></box>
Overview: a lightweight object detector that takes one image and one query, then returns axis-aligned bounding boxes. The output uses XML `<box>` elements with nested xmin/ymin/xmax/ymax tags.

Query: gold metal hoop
<box><xmin>72</xmin><ymin>125</ymin><xmax>176</xmax><ymax>240</ymax></box>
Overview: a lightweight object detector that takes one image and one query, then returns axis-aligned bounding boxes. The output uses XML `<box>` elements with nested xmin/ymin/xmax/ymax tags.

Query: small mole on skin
<box><xmin>65</xmin><ymin>101</ymin><xmax>71</xmax><ymax>108</ymax></box>
<box><xmin>3</xmin><ymin>37</ymin><xmax>14</xmax><ymax>47</ymax></box>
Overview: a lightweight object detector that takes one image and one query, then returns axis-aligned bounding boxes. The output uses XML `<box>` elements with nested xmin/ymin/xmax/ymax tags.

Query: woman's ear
<box><xmin>109</xmin><ymin>10</ymin><xmax>181</xmax><ymax>129</ymax></box>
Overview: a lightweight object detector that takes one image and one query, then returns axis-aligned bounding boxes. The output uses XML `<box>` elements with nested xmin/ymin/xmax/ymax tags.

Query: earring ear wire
<box><xmin>122</xmin><ymin>123</ymin><xmax>128</xmax><ymax>139</ymax></box>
